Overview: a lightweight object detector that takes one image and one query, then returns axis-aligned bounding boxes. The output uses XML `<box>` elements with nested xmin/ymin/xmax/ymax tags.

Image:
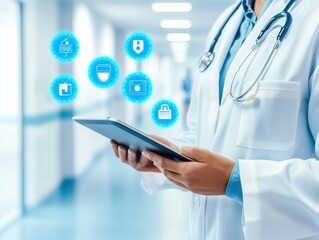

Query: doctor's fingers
<box><xmin>163</xmin><ymin>169</ymin><xmax>214</xmax><ymax>194</ymax></box>
<box><xmin>142</xmin><ymin>151</ymin><xmax>185</xmax><ymax>174</ymax></box>
<box><xmin>162</xmin><ymin>169</ymin><xmax>199</xmax><ymax>190</ymax></box>
<box><xmin>164</xmin><ymin>172</ymin><xmax>188</xmax><ymax>190</ymax></box>
<box><xmin>127</xmin><ymin>149</ymin><xmax>139</xmax><ymax>168</ymax></box>
<box><xmin>118</xmin><ymin>145</ymin><xmax>129</xmax><ymax>164</ymax></box>
<box><xmin>162</xmin><ymin>169</ymin><xmax>183</xmax><ymax>183</ymax></box>
<box><xmin>110</xmin><ymin>140</ymin><xmax>120</xmax><ymax>158</ymax></box>
<box><xmin>127</xmin><ymin>150</ymin><xmax>160</xmax><ymax>172</ymax></box>
<box><xmin>136</xmin><ymin>155</ymin><xmax>159</xmax><ymax>172</ymax></box>
<box><xmin>148</xmin><ymin>135</ymin><xmax>179</xmax><ymax>151</ymax></box>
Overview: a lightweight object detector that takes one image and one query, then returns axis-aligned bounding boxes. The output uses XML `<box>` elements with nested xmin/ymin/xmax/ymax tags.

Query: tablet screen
<box><xmin>73</xmin><ymin>116</ymin><xmax>191</xmax><ymax>162</ymax></box>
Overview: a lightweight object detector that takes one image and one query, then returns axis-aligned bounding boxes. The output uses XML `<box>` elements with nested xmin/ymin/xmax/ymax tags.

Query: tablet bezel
<box><xmin>73</xmin><ymin>116</ymin><xmax>192</xmax><ymax>162</ymax></box>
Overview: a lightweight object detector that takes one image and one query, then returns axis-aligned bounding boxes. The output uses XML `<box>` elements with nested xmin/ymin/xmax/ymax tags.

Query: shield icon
<box><xmin>133</xmin><ymin>40</ymin><xmax>144</xmax><ymax>54</ymax></box>
<box><xmin>96</xmin><ymin>64</ymin><xmax>111</xmax><ymax>82</ymax></box>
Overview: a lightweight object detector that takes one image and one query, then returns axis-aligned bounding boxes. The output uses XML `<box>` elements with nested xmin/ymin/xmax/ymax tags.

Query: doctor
<box><xmin>111</xmin><ymin>0</ymin><xmax>319</xmax><ymax>239</ymax></box>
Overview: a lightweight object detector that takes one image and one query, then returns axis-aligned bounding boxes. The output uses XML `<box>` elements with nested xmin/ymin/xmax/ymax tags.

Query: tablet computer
<box><xmin>73</xmin><ymin>116</ymin><xmax>191</xmax><ymax>162</ymax></box>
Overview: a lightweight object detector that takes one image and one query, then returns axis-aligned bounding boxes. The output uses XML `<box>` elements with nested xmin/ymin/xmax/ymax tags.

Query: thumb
<box><xmin>180</xmin><ymin>146</ymin><xmax>207</xmax><ymax>162</ymax></box>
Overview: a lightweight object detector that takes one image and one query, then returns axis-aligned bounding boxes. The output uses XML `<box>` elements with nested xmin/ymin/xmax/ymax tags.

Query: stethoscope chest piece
<box><xmin>198</xmin><ymin>51</ymin><xmax>215</xmax><ymax>73</ymax></box>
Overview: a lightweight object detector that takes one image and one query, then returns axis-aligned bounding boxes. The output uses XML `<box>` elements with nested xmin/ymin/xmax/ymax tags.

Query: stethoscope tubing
<box><xmin>198</xmin><ymin>0</ymin><xmax>297</xmax><ymax>102</ymax></box>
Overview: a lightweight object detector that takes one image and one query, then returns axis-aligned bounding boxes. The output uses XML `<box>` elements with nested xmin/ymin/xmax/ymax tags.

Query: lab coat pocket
<box><xmin>236</xmin><ymin>81</ymin><xmax>300</xmax><ymax>151</ymax></box>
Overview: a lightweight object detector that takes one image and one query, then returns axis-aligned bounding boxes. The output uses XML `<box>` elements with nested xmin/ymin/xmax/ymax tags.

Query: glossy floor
<box><xmin>0</xmin><ymin>149</ymin><xmax>190</xmax><ymax>240</ymax></box>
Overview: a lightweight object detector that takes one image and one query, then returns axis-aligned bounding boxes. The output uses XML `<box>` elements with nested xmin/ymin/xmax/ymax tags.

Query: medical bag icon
<box><xmin>96</xmin><ymin>64</ymin><xmax>111</xmax><ymax>82</ymax></box>
<box><xmin>158</xmin><ymin>104</ymin><xmax>172</xmax><ymax>120</ymax></box>
<box><xmin>59</xmin><ymin>38</ymin><xmax>72</xmax><ymax>56</ymax></box>
<box><xmin>133</xmin><ymin>40</ymin><xmax>144</xmax><ymax>54</ymax></box>
<box><xmin>59</xmin><ymin>83</ymin><xmax>72</xmax><ymax>96</ymax></box>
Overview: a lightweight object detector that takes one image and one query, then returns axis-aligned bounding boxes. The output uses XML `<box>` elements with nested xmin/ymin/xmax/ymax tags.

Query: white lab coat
<box><xmin>142</xmin><ymin>0</ymin><xmax>319</xmax><ymax>239</ymax></box>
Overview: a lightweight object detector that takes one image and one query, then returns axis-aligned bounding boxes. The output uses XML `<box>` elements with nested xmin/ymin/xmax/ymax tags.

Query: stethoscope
<box><xmin>197</xmin><ymin>0</ymin><xmax>297</xmax><ymax>102</ymax></box>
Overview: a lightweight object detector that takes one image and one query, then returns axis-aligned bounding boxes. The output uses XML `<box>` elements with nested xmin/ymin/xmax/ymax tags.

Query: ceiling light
<box><xmin>167</xmin><ymin>33</ymin><xmax>191</xmax><ymax>42</ymax></box>
<box><xmin>160</xmin><ymin>20</ymin><xmax>192</xmax><ymax>29</ymax></box>
<box><xmin>152</xmin><ymin>3</ymin><xmax>192</xmax><ymax>12</ymax></box>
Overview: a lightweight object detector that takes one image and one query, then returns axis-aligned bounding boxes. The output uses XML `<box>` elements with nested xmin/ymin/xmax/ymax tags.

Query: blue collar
<box><xmin>241</xmin><ymin>0</ymin><xmax>255</xmax><ymax>12</ymax></box>
<box><xmin>241</xmin><ymin>0</ymin><xmax>274</xmax><ymax>20</ymax></box>
<box><xmin>241</xmin><ymin>0</ymin><xmax>256</xmax><ymax>21</ymax></box>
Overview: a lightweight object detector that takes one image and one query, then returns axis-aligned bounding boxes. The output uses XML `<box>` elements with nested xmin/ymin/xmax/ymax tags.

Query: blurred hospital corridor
<box><xmin>0</xmin><ymin>149</ymin><xmax>190</xmax><ymax>240</ymax></box>
<box><xmin>0</xmin><ymin>0</ymin><xmax>231</xmax><ymax>239</ymax></box>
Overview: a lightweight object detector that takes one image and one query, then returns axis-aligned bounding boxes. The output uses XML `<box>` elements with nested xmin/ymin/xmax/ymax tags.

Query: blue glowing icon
<box><xmin>88</xmin><ymin>57</ymin><xmax>120</xmax><ymax>88</ymax></box>
<box><xmin>50</xmin><ymin>75</ymin><xmax>78</xmax><ymax>104</ymax></box>
<box><xmin>51</xmin><ymin>32</ymin><xmax>79</xmax><ymax>62</ymax></box>
<box><xmin>125</xmin><ymin>33</ymin><xmax>153</xmax><ymax>61</ymax></box>
<box><xmin>152</xmin><ymin>100</ymin><xmax>179</xmax><ymax>128</ymax></box>
<box><xmin>122</xmin><ymin>72</ymin><xmax>153</xmax><ymax>103</ymax></box>
<box><xmin>96</xmin><ymin>64</ymin><xmax>111</xmax><ymax>82</ymax></box>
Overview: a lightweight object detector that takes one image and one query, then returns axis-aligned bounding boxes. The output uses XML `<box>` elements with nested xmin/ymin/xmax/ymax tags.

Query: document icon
<box><xmin>59</xmin><ymin>83</ymin><xmax>72</xmax><ymax>96</ymax></box>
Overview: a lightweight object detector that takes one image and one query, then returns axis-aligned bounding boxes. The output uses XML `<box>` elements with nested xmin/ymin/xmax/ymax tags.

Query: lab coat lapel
<box><xmin>213</xmin><ymin>2</ymin><xmax>244</xmax><ymax>71</ymax></box>
<box><xmin>221</xmin><ymin>0</ymin><xmax>288</xmax><ymax>103</ymax></box>
<box><xmin>210</xmin><ymin>1</ymin><xmax>244</xmax><ymax>103</ymax></box>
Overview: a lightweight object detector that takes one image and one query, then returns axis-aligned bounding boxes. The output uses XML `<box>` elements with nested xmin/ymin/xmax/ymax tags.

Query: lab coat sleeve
<box><xmin>239</xmin><ymin>65</ymin><xmax>319</xmax><ymax>240</ymax></box>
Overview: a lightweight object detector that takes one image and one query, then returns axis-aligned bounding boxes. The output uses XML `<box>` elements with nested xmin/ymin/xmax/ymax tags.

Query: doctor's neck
<box><xmin>254</xmin><ymin>0</ymin><xmax>266</xmax><ymax>17</ymax></box>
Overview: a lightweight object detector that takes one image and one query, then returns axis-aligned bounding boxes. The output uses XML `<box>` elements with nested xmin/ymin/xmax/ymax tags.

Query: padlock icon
<box><xmin>158</xmin><ymin>104</ymin><xmax>172</xmax><ymax>120</ymax></box>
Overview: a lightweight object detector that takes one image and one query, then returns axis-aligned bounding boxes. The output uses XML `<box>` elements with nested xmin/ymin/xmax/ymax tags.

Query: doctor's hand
<box><xmin>110</xmin><ymin>135</ymin><xmax>179</xmax><ymax>173</ymax></box>
<box><xmin>142</xmin><ymin>147</ymin><xmax>235</xmax><ymax>195</ymax></box>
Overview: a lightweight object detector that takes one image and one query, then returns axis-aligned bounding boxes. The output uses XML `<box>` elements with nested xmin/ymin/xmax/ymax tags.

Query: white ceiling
<box><xmin>84</xmin><ymin>0</ymin><xmax>234</xmax><ymax>59</ymax></box>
